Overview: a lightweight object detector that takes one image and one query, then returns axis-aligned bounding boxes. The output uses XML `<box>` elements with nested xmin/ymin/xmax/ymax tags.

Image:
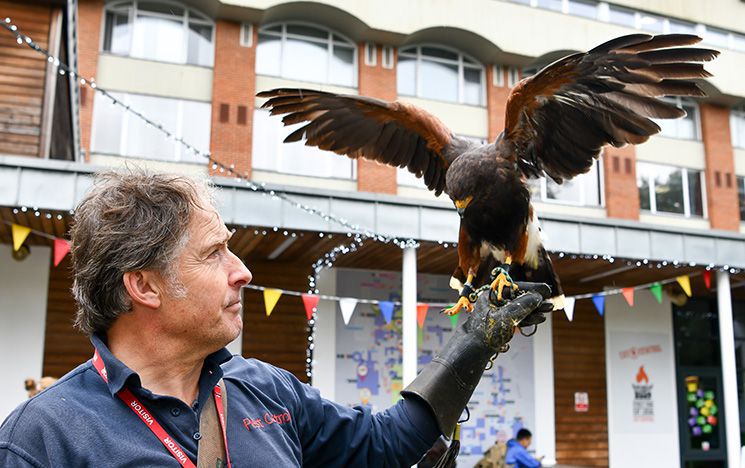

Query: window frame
<box><xmin>397</xmin><ymin>44</ymin><xmax>486</xmax><ymax>106</ymax></box>
<box><xmin>101</xmin><ymin>0</ymin><xmax>215</xmax><ymax>67</ymax></box>
<box><xmin>530</xmin><ymin>159</ymin><xmax>605</xmax><ymax>207</ymax></box>
<box><xmin>255</xmin><ymin>22</ymin><xmax>358</xmax><ymax>88</ymax></box>
<box><xmin>637</xmin><ymin>162</ymin><xmax>707</xmax><ymax>218</ymax></box>
<box><xmin>737</xmin><ymin>175</ymin><xmax>745</xmax><ymax>223</ymax></box>
<box><xmin>654</xmin><ymin>96</ymin><xmax>702</xmax><ymax>141</ymax></box>
<box><xmin>731</xmin><ymin>107</ymin><xmax>745</xmax><ymax>149</ymax></box>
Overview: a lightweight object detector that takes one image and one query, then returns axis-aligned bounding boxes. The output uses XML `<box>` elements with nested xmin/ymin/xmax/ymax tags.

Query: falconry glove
<box><xmin>401</xmin><ymin>282</ymin><xmax>552</xmax><ymax>437</ymax></box>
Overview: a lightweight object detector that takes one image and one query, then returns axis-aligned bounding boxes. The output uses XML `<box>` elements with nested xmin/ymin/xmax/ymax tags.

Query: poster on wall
<box><xmin>334</xmin><ymin>268</ymin><xmax>535</xmax><ymax>467</ymax></box>
<box><xmin>607</xmin><ymin>331</ymin><xmax>674</xmax><ymax>433</ymax></box>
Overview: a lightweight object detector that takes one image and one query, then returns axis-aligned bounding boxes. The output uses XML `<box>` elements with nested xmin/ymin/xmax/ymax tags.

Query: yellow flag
<box><xmin>12</xmin><ymin>224</ymin><xmax>31</xmax><ymax>251</ymax></box>
<box><xmin>263</xmin><ymin>288</ymin><xmax>282</xmax><ymax>317</ymax></box>
<box><xmin>676</xmin><ymin>275</ymin><xmax>692</xmax><ymax>297</ymax></box>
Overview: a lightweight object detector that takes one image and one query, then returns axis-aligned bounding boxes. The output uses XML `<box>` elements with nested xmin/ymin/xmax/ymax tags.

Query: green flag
<box><xmin>650</xmin><ymin>282</ymin><xmax>663</xmax><ymax>303</ymax></box>
<box><xmin>449</xmin><ymin>313</ymin><xmax>459</xmax><ymax>329</ymax></box>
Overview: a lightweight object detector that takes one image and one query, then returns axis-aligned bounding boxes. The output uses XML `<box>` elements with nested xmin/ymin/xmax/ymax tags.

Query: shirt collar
<box><xmin>89</xmin><ymin>334</ymin><xmax>234</xmax><ymax>398</ymax></box>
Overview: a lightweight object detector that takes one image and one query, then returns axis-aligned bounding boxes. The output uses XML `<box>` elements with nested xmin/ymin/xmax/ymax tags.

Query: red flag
<box><xmin>416</xmin><ymin>303</ymin><xmax>429</xmax><ymax>328</ymax></box>
<box><xmin>301</xmin><ymin>294</ymin><xmax>320</xmax><ymax>321</ymax></box>
<box><xmin>702</xmin><ymin>270</ymin><xmax>712</xmax><ymax>289</ymax></box>
<box><xmin>53</xmin><ymin>239</ymin><xmax>71</xmax><ymax>267</ymax></box>
<box><xmin>622</xmin><ymin>287</ymin><xmax>634</xmax><ymax>307</ymax></box>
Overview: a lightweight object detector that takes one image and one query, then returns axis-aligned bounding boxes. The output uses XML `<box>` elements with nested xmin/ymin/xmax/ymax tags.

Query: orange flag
<box><xmin>416</xmin><ymin>303</ymin><xmax>429</xmax><ymax>328</ymax></box>
<box><xmin>621</xmin><ymin>287</ymin><xmax>634</xmax><ymax>307</ymax></box>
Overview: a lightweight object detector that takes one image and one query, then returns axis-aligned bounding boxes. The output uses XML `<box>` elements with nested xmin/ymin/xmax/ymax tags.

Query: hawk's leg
<box><xmin>489</xmin><ymin>256</ymin><xmax>519</xmax><ymax>302</ymax></box>
<box><xmin>443</xmin><ymin>273</ymin><xmax>476</xmax><ymax>316</ymax></box>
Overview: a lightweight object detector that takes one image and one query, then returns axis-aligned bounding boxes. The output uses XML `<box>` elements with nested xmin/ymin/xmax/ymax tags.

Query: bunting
<box><xmin>702</xmin><ymin>270</ymin><xmax>712</xmax><ymax>289</ymax></box>
<box><xmin>592</xmin><ymin>294</ymin><xmax>605</xmax><ymax>316</ymax></box>
<box><xmin>11</xmin><ymin>224</ymin><xmax>30</xmax><ymax>251</ymax></box>
<box><xmin>263</xmin><ymin>288</ymin><xmax>282</xmax><ymax>317</ymax></box>
<box><xmin>379</xmin><ymin>301</ymin><xmax>395</xmax><ymax>324</ymax></box>
<box><xmin>621</xmin><ymin>287</ymin><xmax>635</xmax><ymax>307</ymax></box>
<box><xmin>416</xmin><ymin>303</ymin><xmax>429</xmax><ymax>329</ymax></box>
<box><xmin>449</xmin><ymin>313</ymin><xmax>459</xmax><ymax>330</ymax></box>
<box><xmin>676</xmin><ymin>275</ymin><xmax>692</xmax><ymax>297</ymax></box>
<box><xmin>301</xmin><ymin>293</ymin><xmax>320</xmax><ymax>321</ymax></box>
<box><xmin>53</xmin><ymin>239</ymin><xmax>71</xmax><ymax>267</ymax></box>
<box><xmin>650</xmin><ymin>282</ymin><xmax>663</xmax><ymax>303</ymax></box>
<box><xmin>563</xmin><ymin>297</ymin><xmax>576</xmax><ymax>322</ymax></box>
<box><xmin>339</xmin><ymin>298</ymin><xmax>357</xmax><ymax>325</ymax></box>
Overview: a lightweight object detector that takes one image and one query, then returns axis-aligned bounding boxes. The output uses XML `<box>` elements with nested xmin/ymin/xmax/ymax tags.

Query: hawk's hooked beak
<box><xmin>454</xmin><ymin>196</ymin><xmax>473</xmax><ymax>217</ymax></box>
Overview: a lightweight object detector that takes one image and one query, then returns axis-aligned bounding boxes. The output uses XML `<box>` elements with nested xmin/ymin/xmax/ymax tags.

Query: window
<box><xmin>102</xmin><ymin>0</ymin><xmax>214</xmax><ymax>67</ymax></box>
<box><xmin>529</xmin><ymin>160</ymin><xmax>603</xmax><ymax>206</ymax></box>
<box><xmin>508</xmin><ymin>67</ymin><xmax>520</xmax><ymax>87</ymax></box>
<box><xmin>638</xmin><ymin>12</ymin><xmax>665</xmax><ymax>33</ymax></box>
<box><xmin>252</xmin><ymin>109</ymin><xmax>355</xmax><ymax>179</ymax></box>
<box><xmin>654</xmin><ymin>97</ymin><xmax>700</xmax><ymax>140</ymax></box>
<box><xmin>364</xmin><ymin>42</ymin><xmax>376</xmax><ymax>66</ymax></box>
<box><xmin>382</xmin><ymin>46</ymin><xmax>394</xmax><ymax>69</ymax></box>
<box><xmin>240</xmin><ymin>23</ymin><xmax>253</xmax><ymax>47</ymax></box>
<box><xmin>731</xmin><ymin>108</ymin><xmax>745</xmax><ymax>149</ymax></box>
<box><xmin>668</xmin><ymin>19</ymin><xmax>697</xmax><ymax>35</ymax></box>
<box><xmin>567</xmin><ymin>0</ymin><xmax>598</xmax><ymax>19</ymax></box>
<box><xmin>738</xmin><ymin>176</ymin><xmax>745</xmax><ymax>222</ymax></box>
<box><xmin>703</xmin><ymin>26</ymin><xmax>730</xmax><ymax>49</ymax></box>
<box><xmin>637</xmin><ymin>162</ymin><xmax>705</xmax><ymax>217</ymax></box>
<box><xmin>256</xmin><ymin>23</ymin><xmax>356</xmax><ymax>87</ymax></box>
<box><xmin>397</xmin><ymin>45</ymin><xmax>485</xmax><ymax>106</ymax></box>
<box><xmin>607</xmin><ymin>5</ymin><xmax>636</xmax><ymax>28</ymax></box>
<box><xmin>91</xmin><ymin>91</ymin><xmax>210</xmax><ymax>163</ymax></box>
<box><xmin>398</xmin><ymin>135</ymin><xmax>486</xmax><ymax>188</ymax></box>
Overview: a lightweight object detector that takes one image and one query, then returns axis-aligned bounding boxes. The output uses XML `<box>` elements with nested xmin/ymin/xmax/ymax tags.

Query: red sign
<box><xmin>575</xmin><ymin>392</ymin><xmax>589</xmax><ymax>412</ymax></box>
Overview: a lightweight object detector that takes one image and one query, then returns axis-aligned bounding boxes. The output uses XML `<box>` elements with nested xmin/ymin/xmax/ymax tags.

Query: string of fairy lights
<box><xmin>2</xmin><ymin>16</ymin><xmax>743</xmax><ymax>380</ymax></box>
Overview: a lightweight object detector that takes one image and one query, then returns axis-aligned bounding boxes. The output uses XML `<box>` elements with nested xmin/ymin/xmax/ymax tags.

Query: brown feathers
<box><xmin>256</xmin><ymin>89</ymin><xmax>461</xmax><ymax>195</ymax></box>
<box><xmin>503</xmin><ymin>33</ymin><xmax>719</xmax><ymax>183</ymax></box>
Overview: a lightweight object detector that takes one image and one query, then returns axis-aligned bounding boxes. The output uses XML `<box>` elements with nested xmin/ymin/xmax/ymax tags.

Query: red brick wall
<box><xmin>356</xmin><ymin>43</ymin><xmax>396</xmax><ymax>194</ymax></box>
<box><xmin>700</xmin><ymin>103</ymin><xmax>740</xmax><ymax>230</ymax></box>
<box><xmin>209</xmin><ymin>21</ymin><xmax>256</xmax><ymax>178</ymax></box>
<box><xmin>486</xmin><ymin>65</ymin><xmax>510</xmax><ymax>142</ymax></box>
<box><xmin>603</xmin><ymin>145</ymin><xmax>639</xmax><ymax>220</ymax></box>
<box><xmin>77</xmin><ymin>0</ymin><xmax>104</xmax><ymax>161</ymax></box>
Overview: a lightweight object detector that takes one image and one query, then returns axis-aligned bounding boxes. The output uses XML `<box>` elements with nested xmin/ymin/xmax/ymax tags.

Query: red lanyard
<box><xmin>92</xmin><ymin>349</ymin><xmax>232</xmax><ymax>468</ymax></box>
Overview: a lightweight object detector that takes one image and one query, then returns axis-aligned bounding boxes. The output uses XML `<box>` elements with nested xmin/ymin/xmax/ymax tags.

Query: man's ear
<box><xmin>122</xmin><ymin>271</ymin><xmax>162</xmax><ymax>310</ymax></box>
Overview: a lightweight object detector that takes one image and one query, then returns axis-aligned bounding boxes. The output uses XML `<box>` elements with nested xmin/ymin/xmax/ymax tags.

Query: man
<box><xmin>505</xmin><ymin>428</ymin><xmax>543</xmax><ymax>468</ymax></box>
<box><xmin>0</xmin><ymin>171</ymin><xmax>550</xmax><ymax>467</ymax></box>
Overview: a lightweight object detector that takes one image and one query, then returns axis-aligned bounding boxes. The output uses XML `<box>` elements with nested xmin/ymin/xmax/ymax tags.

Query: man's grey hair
<box><xmin>70</xmin><ymin>170</ymin><xmax>215</xmax><ymax>335</ymax></box>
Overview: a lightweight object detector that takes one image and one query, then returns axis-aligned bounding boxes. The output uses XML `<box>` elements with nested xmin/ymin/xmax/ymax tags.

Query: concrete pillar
<box><xmin>717</xmin><ymin>270</ymin><xmax>741</xmax><ymax>466</ymax></box>
<box><xmin>534</xmin><ymin>313</ymin><xmax>557</xmax><ymax>465</ymax></box>
<box><xmin>402</xmin><ymin>246</ymin><xmax>417</xmax><ymax>386</ymax></box>
<box><xmin>312</xmin><ymin>269</ymin><xmax>337</xmax><ymax>399</ymax></box>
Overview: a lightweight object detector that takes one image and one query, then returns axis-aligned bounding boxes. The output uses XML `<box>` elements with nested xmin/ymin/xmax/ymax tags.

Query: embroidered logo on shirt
<box><xmin>242</xmin><ymin>411</ymin><xmax>291</xmax><ymax>431</ymax></box>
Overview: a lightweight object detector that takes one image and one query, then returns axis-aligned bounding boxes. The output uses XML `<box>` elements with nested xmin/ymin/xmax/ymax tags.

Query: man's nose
<box><xmin>228</xmin><ymin>250</ymin><xmax>252</xmax><ymax>287</ymax></box>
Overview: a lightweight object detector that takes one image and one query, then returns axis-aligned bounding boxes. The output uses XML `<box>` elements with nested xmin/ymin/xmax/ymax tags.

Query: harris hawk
<box><xmin>258</xmin><ymin>34</ymin><xmax>719</xmax><ymax>315</ymax></box>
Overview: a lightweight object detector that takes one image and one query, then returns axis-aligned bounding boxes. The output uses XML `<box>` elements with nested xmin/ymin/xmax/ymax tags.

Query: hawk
<box><xmin>258</xmin><ymin>34</ymin><xmax>718</xmax><ymax>315</ymax></box>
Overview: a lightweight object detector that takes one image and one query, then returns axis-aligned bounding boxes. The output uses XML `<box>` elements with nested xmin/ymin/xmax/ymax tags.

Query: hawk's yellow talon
<box><xmin>443</xmin><ymin>296</ymin><xmax>474</xmax><ymax>316</ymax></box>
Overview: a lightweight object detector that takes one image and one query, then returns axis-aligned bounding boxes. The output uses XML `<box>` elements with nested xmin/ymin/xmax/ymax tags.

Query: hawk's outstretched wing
<box><xmin>503</xmin><ymin>34</ymin><xmax>719</xmax><ymax>183</ymax></box>
<box><xmin>257</xmin><ymin>89</ymin><xmax>469</xmax><ymax>195</ymax></box>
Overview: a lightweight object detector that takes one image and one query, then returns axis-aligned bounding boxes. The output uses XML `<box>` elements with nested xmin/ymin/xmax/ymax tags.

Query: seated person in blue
<box><xmin>506</xmin><ymin>428</ymin><xmax>543</xmax><ymax>468</ymax></box>
<box><xmin>0</xmin><ymin>171</ymin><xmax>551</xmax><ymax>467</ymax></box>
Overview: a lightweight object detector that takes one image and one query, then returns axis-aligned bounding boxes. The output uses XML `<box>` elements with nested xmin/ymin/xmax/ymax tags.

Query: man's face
<box><xmin>160</xmin><ymin>202</ymin><xmax>252</xmax><ymax>350</ymax></box>
<box><xmin>519</xmin><ymin>436</ymin><xmax>532</xmax><ymax>449</ymax></box>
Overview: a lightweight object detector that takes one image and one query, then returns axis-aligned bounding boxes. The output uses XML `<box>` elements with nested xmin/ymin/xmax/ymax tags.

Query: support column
<box><xmin>402</xmin><ymin>247</ymin><xmax>418</xmax><ymax>386</ymax></box>
<box><xmin>717</xmin><ymin>270</ymin><xmax>741</xmax><ymax>466</ymax></box>
<box><xmin>534</xmin><ymin>314</ymin><xmax>557</xmax><ymax>465</ymax></box>
<box><xmin>313</xmin><ymin>268</ymin><xmax>337</xmax><ymax>398</ymax></box>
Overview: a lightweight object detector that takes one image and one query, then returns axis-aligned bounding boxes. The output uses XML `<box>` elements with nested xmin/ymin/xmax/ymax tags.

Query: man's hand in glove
<box><xmin>401</xmin><ymin>282</ymin><xmax>553</xmax><ymax>437</ymax></box>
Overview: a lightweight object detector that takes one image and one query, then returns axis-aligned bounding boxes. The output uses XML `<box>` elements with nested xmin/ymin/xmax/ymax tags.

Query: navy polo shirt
<box><xmin>0</xmin><ymin>335</ymin><xmax>440</xmax><ymax>467</ymax></box>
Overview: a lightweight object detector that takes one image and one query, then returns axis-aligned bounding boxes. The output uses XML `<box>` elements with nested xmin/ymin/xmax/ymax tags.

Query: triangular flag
<box><xmin>416</xmin><ymin>303</ymin><xmax>429</xmax><ymax>329</ymax></box>
<box><xmin>650</xmin><ymin>282</ymin><xmax>663</xmax><ymax>303</ymax></box>
<box><xmin>563</xmin><ymin>297</ymin><xmax>575</xmax><ymax>322</ymax></box>
<box><xmin>301</xmin><ymin>294</ymin><xmax>320</xmax><ymax>321</ymax></box>
<box><xmin>449</xmin><ymin>313</ymin><xmax>459</xmax><ymax>329</ymax></box>
<box><xmin>622</xmin><ymin>287</ymin><xmax>635</xmax><ymax>307</ymax></box>
<box><xmin>702</xmin><ymin>270</ymin><xmax>712</xmax><ymax>289</ymax></box>
<box><xmin>11</xmin><ymin>224</ymin><xmax>31</xmax><ymax>251</ymax></box>
<box><xmin>339</xmin><ymin>298</ymin><xmax>358</xmax><ymax>325</ymax></box>
<box><xmin>53</xmin><ymin>238</ymin><xmax>71</xmax><ymax>267</ymax></box>
<box><xmin>592</xmin><ymin>294</ymin><xmax>605</xmax><ymax>316</ymax></box>
<box><xmin>263</xmin><ymin>288</ymin><xmax>282</xmax><ymax>317</ymax></box>
<box><xmin>379</xmin><ymin>301</ymin><xmax>395</xmax><ymax>324</ymax></box>
<box><xmin>676</xmin><ymin>275</ymin><xmax>692</xmax><ymax>297</ymax></box>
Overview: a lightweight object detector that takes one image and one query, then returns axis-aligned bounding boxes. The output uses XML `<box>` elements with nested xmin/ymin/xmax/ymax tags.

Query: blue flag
<box><xmin>592</xmin><ymin>294</ymin><xmax>605</xmax><ymax>316</ymax></box>
<box><xmin>379</xmin><ymin>301</ymin><xmax>395</xmax><ymax>324</ymax></box>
